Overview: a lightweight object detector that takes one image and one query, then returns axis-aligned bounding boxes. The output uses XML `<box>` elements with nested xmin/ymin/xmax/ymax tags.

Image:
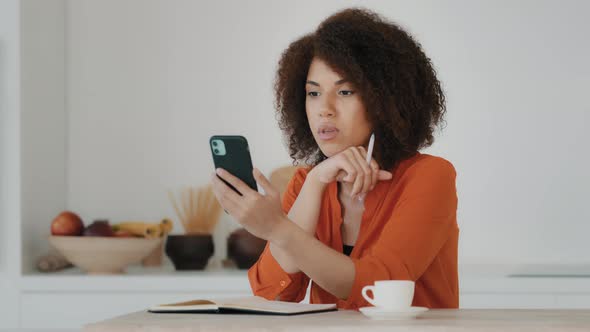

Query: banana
<box><xmin>112</xmin><ymin>222</ymin><xmax>162</xmax><ymax>239</ymax></box>
<box><xmin>159</xmin><ymin>218</ymin><xmax>173</xmax><ymax>236</ymax></box>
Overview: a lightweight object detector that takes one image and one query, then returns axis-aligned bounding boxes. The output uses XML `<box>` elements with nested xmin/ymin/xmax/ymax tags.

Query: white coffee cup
<box><xmin>361</xmin><ymin>280</ymin><xmax>415</xmax><ymax>309</ymax></box>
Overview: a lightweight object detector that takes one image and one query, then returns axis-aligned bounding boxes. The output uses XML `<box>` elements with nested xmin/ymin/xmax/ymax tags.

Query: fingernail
<box><xmin>216</xmin><ymin>168</ymin><xmax>222</xmax><ymax>175</ymax></box>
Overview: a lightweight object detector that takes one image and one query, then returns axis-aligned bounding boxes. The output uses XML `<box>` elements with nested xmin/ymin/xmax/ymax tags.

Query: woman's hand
<box><xmin>310</xmin><ymin>146</ymin><xmax>393</xmax><ymax>198</ymax></box>
<box><xmin>210</xmin><ymin>167</ymin><xmax>288</xmax><ymax>241</ymax></box>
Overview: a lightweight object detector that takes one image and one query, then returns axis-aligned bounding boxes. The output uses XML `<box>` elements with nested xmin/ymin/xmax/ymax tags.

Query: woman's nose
<box><xmin>319</xmin><ymin>97</ymin><xmax>336</xmax><ymax>118</ymax></box>
<box><xmin>320</xmin><ymin>108</ymin><xmax>334</xmax><ymax>118</ymax></box>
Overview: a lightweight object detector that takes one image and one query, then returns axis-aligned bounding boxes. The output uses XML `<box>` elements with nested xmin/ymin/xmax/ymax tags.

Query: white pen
<box><xmin>357</xmin><ymin>133</ymin><xmax>375</xmax><ymax>203</ymax></box>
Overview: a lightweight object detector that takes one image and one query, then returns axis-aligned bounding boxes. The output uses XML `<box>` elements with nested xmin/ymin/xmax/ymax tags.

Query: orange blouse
<box><xmin>248</xmin><ymin>152</ymin><xmax>459</xmax><ymax>309</ymax></box>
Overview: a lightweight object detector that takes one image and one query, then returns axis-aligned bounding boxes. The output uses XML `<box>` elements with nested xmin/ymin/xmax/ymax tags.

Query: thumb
<box><xmin>253</xmin><ymin>168</ymin><xmax>277</xmax><ymax>196</ymax></box>
<box><xmin>377</xmin><ymin>170</ymin><xmax>393</xmax><ymax>181</ymax></box>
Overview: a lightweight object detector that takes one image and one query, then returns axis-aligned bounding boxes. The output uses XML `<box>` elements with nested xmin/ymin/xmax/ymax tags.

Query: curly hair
<box><xmin>274</xmin><ymin>8</ymin><xmax>447</xmax><ymax>170</ymax></box>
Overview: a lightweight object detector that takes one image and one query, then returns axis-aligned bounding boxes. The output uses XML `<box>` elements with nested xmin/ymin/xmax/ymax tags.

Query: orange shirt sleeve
<box><xmin>248</xmin><ymin>168</ymin><xmax>311</xmax><ymax>302</ymax></box>
<box><xmin>344</xmin><ymin>158</ymin><xmax>458</xmax><ymax>306</ymax></box>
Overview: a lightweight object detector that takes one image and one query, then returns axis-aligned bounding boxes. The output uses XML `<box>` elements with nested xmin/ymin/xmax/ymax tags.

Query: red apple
<box><xmin>51</xmin><ymin>211</ymin><xmax>84</xmax><ymax>236</ymax></box>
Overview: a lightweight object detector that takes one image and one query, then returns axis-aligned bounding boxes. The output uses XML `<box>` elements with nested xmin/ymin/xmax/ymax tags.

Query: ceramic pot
<box><xmin>165</xmin><ymin>234</ymin><xmax>214</xmax><ymax>270</ymax></box>
<box><xmin>227</xmin><ymin>228</ymin><xmax>266</xmax><ymax>269</ymax></box>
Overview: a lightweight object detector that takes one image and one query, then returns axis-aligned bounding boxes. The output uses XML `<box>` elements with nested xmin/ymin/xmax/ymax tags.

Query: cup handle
<box><xmin>361</xmin><ymin>285</ymin><xmax>378</xmax><ymax>306</ymax></box>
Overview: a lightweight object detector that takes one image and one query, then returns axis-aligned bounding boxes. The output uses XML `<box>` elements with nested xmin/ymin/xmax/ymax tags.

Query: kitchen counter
<box><xmin>14</xmin><ymin>262</ymin><xmax>590</xmax><ymax>329</ymax></box>
<box><xmin>18</xmin><ymin>262</ymin><xmax>590</xmax><ymax>293</ymax></box>
<box><xmin>84</xmin><ymin>308</ymin><xmax>590</xmax><ymax>331</ymax></box>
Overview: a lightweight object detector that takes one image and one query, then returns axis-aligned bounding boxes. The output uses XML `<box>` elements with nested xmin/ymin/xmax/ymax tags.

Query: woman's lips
<box><xmin>317</xmin><ymin>125</ymin><xmax>339</xmax><ymax>141</ymax></box>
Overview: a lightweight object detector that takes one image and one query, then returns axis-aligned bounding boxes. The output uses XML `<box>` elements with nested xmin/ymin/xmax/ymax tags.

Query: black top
<box><xmin>343</xmin><ymin>245</ymin><xmax>354</xmax><ymax>256</ymax></box>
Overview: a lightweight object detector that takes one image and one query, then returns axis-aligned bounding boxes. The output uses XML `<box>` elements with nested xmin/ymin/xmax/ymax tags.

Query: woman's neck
<box><xmin>337</xmin><ymin>182</ymin><xmax>364</xmax><ymax>246</ymax></box>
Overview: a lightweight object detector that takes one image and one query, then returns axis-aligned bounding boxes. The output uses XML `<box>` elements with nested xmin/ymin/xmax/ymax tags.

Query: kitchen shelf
<box><xmin>20</xmin><ymin>259</ymin><xmax>252</xmax><ymax>292</ymax></box>
<box><xmin>17</xmin><ymin>262</ymin><xmax>590</xmax><ymax>294</ymax></box>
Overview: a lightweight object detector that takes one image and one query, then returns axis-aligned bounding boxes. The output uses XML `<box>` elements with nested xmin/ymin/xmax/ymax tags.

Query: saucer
<box><xmin>359</xmin><ymin>306</ymin><xmax>429</xmax><ymax>320</ymax></box>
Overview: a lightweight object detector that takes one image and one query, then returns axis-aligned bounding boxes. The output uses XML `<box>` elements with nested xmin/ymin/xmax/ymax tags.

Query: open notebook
<box><xmin>149</xmin><ymin>296</ymin><xmax>337</xmax><ymax>316</ymax></box>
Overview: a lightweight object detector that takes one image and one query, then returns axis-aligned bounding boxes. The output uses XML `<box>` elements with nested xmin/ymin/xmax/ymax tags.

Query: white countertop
<box><xmin>18</xmin><ymin>262</ymin><xmax>590</xmax><ymax>294</ymax></box>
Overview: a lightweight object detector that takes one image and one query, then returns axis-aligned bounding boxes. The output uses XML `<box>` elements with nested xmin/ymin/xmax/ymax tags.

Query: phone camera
<box><xmin>210</xmin><ymin>138</ymin><xmax>226</xmax><ymax>156</ymax></box>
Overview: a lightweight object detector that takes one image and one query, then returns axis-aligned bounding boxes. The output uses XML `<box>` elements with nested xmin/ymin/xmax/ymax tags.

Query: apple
<box><xmin>83</xmin><ymin>220</ymin><xmax>115</xmax><ymax>237</ymax></box>
<box><xmin>51</xmin><ymin>211</ymin><xmax>84</xmax><ymax>236</ymax></box>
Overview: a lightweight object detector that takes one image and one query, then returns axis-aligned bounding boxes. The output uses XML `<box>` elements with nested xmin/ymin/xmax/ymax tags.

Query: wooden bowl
<box><xmin>48</xmin><ymin>235</ymin><xmax>162</xmax><ymax>274</ymax></box>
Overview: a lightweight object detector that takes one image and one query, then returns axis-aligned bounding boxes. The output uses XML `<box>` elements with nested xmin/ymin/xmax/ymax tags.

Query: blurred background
<box><xmin>1</xmin><ymin>0</ymin><xmax>589</xmax><ymax>329</ymax></box>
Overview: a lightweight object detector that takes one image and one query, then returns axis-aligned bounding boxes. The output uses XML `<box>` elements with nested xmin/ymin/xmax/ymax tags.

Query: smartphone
<box><xmin>209</xmin><ymin>135</ymin><xmax>258</xmax><ymax>195</ymax></box>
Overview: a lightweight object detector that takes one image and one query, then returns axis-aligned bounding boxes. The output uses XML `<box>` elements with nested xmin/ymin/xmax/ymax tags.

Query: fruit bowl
<box><xmin>48</xmin><ymin>235</ymin><xmax>162</xmax><ymax>274</ymax></box>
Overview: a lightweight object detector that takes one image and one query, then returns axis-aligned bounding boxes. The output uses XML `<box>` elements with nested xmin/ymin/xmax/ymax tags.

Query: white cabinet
<box><xmin>555</xmin><ymin>295</ymin><xmax>590</xmax><ymax>309</ymax></box>
<box><xmin>17</xmin><ymin>286</ymin><xmax>590</xmax><ymax>329</ymax></box>
<box><xmin>460</xmin><ymin>294</ymin><xmax>557</xmax><ymax>309</ymax></box>
<box><xmin>17</xmin><ymin>269</ymin><xmax>253</xmax><ymax>328</ymax></box>
<box><xmin>13</xmin><ymin>269</ymin><xmax>590</xmax><ymax>329</ymax></box>
<box><xmin>461</xmin><ymin>294</ymin><xmax>590</xmax><ymax>309</ymax></box>
<box><xmin>20</xmin><ymin>291</ymin><xmax>251</xmax><ymax>329</ymax></box>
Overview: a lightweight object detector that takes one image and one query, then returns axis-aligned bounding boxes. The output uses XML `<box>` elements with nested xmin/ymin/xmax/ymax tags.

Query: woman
<box><xmin>210</xmin><ymin>7</ymin><xmax>458</xmax><ymax>310</ymax></box>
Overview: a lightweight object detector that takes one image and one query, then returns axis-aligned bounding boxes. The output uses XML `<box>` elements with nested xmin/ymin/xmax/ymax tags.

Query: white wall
<box><xmin>20</xmin><ymin>0</ymin><xmax>66</xmax><ymax>274</ymax></box>
<box><xmin>61</xmin><ymin>0</ymin><xmax>590</xmax><ymax>265</ymax></box>
<box><xmin>0</xmin><ymin>0</ymin><xmax>21</xmax><ymax>327</ymax></box>
<box><xmin>427</xmin><ymin>1</ymin><xmax>590</xmax><ymax>264</ymax></box>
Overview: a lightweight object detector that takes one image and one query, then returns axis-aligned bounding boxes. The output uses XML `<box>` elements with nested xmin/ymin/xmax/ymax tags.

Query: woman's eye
<box><xmin>307</xmin><ymin>91</ymin><xmax>320</xmax><ymax>97</ymax></box>
<box><xmin>338</xmin><ymin>90</ymin><xmax>355</xmax><ymax>96</ymax></box>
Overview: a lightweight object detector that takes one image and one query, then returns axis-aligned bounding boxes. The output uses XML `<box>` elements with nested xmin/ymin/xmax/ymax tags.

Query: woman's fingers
<box><xmin>210</xmin><ymin>172</ymin><xmax>242</xmax><ymax>214</ymax></box>
<box><xmin>377</xmin><ymin>169</ymin><xmax>393</xmax><ymax>180</ymax></box>
<box><xmin>252</xmin><ymin>168</ymin><xmax>278</xmax><ymax>198</ymax></box>
<box><xmin>331</xmin><ymin>147</ymin><xmax>393</xmax><ymax>194</ymax></box>
<box><xmin>350</xmin><ymin>147</ymin><xmax>372</xmax><ymax>196</ymax></box>
<box><xmin>353</xmin><ymin>147</ymin><xmax>393</xmax><ymax>192</ymax></box>
<box><xmin>336</xmin><ymin>153</ymin><xmax>358</xmax><ymax>183</ymax></box>
<box><xmin>335</xmin><ymin>170</ymin><xmax>348</xmax><ymax>182</ymax></box>
<box><xmin>343</xmin><ymin>149</ymin><xmax>365</xmax><ymax>197</ymax></box>
<box><xmin>215</xmin><ymin>168</ymin><xmax>255</xmax><ymax>197</ymax></box>
<box><xmin>369</xmin><ymin>159</ymin><xmax>379</xmax><ymax>190</ymax></box>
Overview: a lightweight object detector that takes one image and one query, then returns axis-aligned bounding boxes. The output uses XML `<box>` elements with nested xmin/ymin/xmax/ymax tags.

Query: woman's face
<box><xmin>305</xmin><ymin>57</ymin><xmax>372</xmax><ymax>157</ymax></box>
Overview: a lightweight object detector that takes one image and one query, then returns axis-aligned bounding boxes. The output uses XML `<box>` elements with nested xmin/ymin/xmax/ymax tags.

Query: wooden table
<box><xmin>84</xmin><ymin>308</ymin><xmax>590</xmax><ymax>331</ymax></box>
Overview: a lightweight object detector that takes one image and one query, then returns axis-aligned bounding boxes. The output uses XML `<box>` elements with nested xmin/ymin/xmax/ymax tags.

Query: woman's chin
<box><xmin>318</xmin><ymin>143</ymin><xmax>346</xmax><ymax>158</ymax></box>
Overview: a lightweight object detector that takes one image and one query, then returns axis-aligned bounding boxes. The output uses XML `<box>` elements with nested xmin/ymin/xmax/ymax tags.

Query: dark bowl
<box><xmin>165</xmin><ymin>234</ymin><xmax>214</xmax><ymax>270</ymax></box>
<box><xmin>227</xmin><ymin>228</ymin><xmax>267</xmax><ymax>269</ymax></box>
